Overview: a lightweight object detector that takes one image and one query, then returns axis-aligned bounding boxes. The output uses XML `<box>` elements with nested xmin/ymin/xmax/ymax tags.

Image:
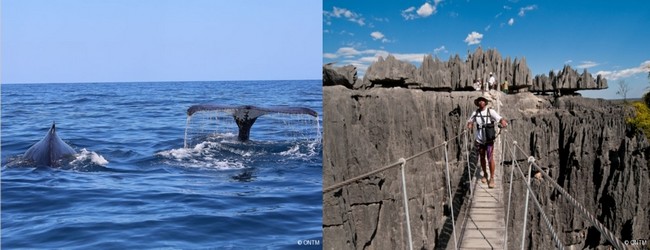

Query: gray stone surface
<box><xmin>362</xmin><ymin>54</ymin><xmax>418</xmax><ymax>89</ymax></box>
<box><xmin>357</xmin><ymin>48</ymin><xmax>535</xmax><ymax>91</ymax></box>
<box><xmin>322</xmin><ymin>86</ymin><xmax>649</xmax><ymax>249</ymax></box>
<box><xmin>323</xmin><ymin>63</ymin><xmax>357</xmax><ymax>88</ymax></box>
<box><xmin>531</xmin><ymin>65</ymin><xmax>608</xmax><ymax>94</ymax></box>
<box><xmin>326</xmin><ymin>48</ymin><xmax>609</xmax><ymax>93</ymax></box>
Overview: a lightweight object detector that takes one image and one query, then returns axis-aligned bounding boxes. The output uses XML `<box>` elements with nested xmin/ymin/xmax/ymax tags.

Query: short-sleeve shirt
<box><xmin>488</xmin><ymin>76</ymin><xmax>496</xmax><ymax>86</ymax></box>
<box><xmin>467</xmin><ymin>108</ymin><xmax>502</xmax><ymax>143</ymax></box>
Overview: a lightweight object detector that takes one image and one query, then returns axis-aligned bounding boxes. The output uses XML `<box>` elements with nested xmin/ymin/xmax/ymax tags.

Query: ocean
<box><xmin>1</xmin><ymin>81</ymin><xmax>323</xmax><ymax>249</ymax></box>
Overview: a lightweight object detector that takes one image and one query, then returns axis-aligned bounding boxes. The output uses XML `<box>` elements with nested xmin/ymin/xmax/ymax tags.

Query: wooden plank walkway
<box><xmin>459</xmin><ymin>175</ymin><xmax>505</xmax><ymax>249</ymax></box>
<box><xmin>459</xmin><ymin>91</ymin><xmax>506</xmax><ymax>250</ymax></box>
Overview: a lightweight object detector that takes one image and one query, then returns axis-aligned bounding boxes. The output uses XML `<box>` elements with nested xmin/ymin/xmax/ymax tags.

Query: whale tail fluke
<box><xmin>186</xmin><ymin>104</ymin><xmax>318</xmax><ymax>142</ymax></box>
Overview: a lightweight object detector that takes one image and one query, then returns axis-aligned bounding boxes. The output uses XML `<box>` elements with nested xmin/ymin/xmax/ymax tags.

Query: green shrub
<box><xmin>643</xmin><ymin>91</ymin><xmax>650</xmax><ymax>108</ymax></box>
<box><xmin>627</xmin><ymin>101</ymin><xmax>650</xmax><ymax>139</ymax></box>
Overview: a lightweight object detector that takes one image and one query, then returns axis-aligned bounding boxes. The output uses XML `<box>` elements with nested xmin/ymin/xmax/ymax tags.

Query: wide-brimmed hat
<box><xmin>474</xmin><ymin>97</ymin><xmax>489</xmax><ymax>106</ymax></box>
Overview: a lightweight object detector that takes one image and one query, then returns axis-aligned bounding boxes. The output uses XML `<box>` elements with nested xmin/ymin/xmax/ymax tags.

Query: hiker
<box><xmin>502</xmin><ymin>80</ymin><xmax>509</xmax><ymax>94</ymax></box>
<box><xmin>473</xmin><ymin>79</ymin><xmax>481</xmax><ymax>91</ymax></box>
<box><xmin>466</xmin><ymin>97</ymin><xmax>508</xmax><ymax>188</ymax></box>
<box><xmin>488</xmin><ymin>72</ymin><xmax>496</xmax><ymax>90</ymax></box>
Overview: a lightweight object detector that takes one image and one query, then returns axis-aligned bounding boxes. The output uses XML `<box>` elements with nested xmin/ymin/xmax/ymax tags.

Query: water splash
<box><xmin>71</xmin><ymin>148</ymin><xmax>109</xmax><ymax>166</ymax></box>
<box><xmin>157</xmin><ymin>141</ymin><xmax>247</xmax><ymax>170</ymax></box>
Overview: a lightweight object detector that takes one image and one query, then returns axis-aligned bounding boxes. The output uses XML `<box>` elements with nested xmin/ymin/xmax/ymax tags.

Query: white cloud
<box><xmin>370</xmin><ymin>31</ymin><xmax>385</xmax><ymax>40</ymax></box>
<box><xmin>417</xmin><ymin>3</ymin><xmax>435</xmax><ymax>17</ymax></box>
<box><xmin>518</xmin><ymin>5</ymin><xmax>537</xmax><ymax>17</ymax></box>
<box><xmin>401</xmin><ymin>7</ymin><xmax>417</xmax><ymax>20</ymax></box>
<box><xmin>508</xmin><ymin>18</ymin><xmax>514</xmax><ymax>26</ymax></box>
<box><xmin>596</xmin><ymin>61</ymin><xmax>650</xmax><ymax>80</ymax></box>
<box><xmin>394</xmin><ymin>53</ymin><xmax>428</xmax><ymax>63</ymax></box>
<box><xmin>373</xmin><ymin>17</ymin><xmax>390</xmax><ymax>22</ymax></box>
<box><xmin>565</xmin><ymin>60</ymin><xmax>573</xmax><ymax>64</ymax></box>
<box><xmin>504</xmin><ymin>5</ymin><xmax>512</xmax><ymax>10</ymax></box>
<box><xmin>323</xmin><ymin>47</ymin><xmax>428</xmax><ymax>77</ymax></box>
<box><xmin>336</xmin><ymin>47</ymin><xmax>362</xmax><ymax>57</ymax></box>
<box><xmin>339</xmin><ymin>30</ymin><xmax>355</xmax><ymax>36</ymax></box>
<box><xmin>577</xmin><ymin>61</ymin><xmax>599</xmax><ymax>69</ymax></box>
<box><xmin>403</xmin><ymin>1</ymin><xmax>442</xmax><ymax>20</ymax></box>
<box><xmin>323</xmin><ymin>53</ymin><xmax>338</xmax><ymax>59</ymax></box>
<box><xmin>464</xmin><ymin>31</ymin><xmax>483</xmax><ymax>45</ymax></box>
<box><xmin>324</xmin><ymin>7</ymin><xmax>366</xmax><ymax>26</ymax></box>
<box><xmin>370</xmin><ymin>31</ymin><xmax>391</xmax><ymax>43</ymax></box>
<box><xmin>495</xmin><ymin>12</ymin><xmax>503</xmax><ymax>18</ymax></box>
<box><xmin>434</xmin><ymin>45</ymin><xmax>448</xmax><ymax>54</ymax></box>
<box><xmin>484</xmin><ymin>24</ymin><xmax>492</xmax><ymax>31</ymax></box>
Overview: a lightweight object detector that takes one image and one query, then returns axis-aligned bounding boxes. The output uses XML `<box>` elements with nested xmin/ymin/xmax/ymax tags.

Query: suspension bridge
<box><xmin>322</xmin><ymin>93</ymin><xmax>637</xmax><ymax>250</ymax></box>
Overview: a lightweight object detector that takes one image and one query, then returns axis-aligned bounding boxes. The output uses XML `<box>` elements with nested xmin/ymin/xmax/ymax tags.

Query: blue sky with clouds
<box><xmin>323</xmin><ymin>0</ymin><xmax>650</xmax><ymax>99</ymax></box>
<box><xmin>2</xmin><ymin>0</ymin><xmax>322</xmax><ymax>83</ymax></box>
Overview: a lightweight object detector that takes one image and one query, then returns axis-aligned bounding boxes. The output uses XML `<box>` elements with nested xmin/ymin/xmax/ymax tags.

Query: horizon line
<box><xmin>0</xmin><ymin>79</ymin><xmax>321</xmax><ymax>85</ymax></box>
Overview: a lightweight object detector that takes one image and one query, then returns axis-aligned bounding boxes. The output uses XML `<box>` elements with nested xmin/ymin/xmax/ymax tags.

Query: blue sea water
<box><xmin>1</xmin><ymin>81</ymin><xmax>323</xmax><ymax>249</ymax></box>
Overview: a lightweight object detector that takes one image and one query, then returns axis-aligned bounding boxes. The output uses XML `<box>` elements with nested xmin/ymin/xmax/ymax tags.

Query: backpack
<box><xmin>474</xmin><ymin>108</ymin><xmax>497</xmax><ymax>143</ymax></box>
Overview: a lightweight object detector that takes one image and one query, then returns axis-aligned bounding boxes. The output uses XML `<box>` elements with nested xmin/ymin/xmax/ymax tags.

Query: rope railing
<box><xmin>497</xmin><ymin>132</ymin><xmax>628</xmax><ymax>250</ymax></box>
<box><xmin>510</xmin><ymin>142</ymin><xmax>627</xmax><ymax>250</ymax></box>
<box><xmin>322</xmin><ymin>130</ymin><xmax>469</xmax><ymax>250</ymax></box>
<box><xmin>505</xmin><ymin>142</ymin><xmax>564</xmax><ymax>250</ymax></box>
<box><xmin>322</xmin><ymin>130</ymin><xmax>467</xmax><ymax>193</ymax></box>
<box><xmin>443</xmin><ymin>141</ymin><xmax>459</xmax><ymax>250</ymax></box>
<box><xmin>520</xmin><ymin>153</ymin><xmax>534</xmax><ymax>249</ymax></box>
<box><xmin>503</xmin><ymin>139</ymin><xmax>515</xmax><ymax>249</ymax></box>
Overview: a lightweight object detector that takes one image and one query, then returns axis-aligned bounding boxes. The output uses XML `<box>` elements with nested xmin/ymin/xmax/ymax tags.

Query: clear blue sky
<box><xmin>323</xmin><ymin>0</ymin><xmax>650</xmax><ymax>99</ymax></box>
<box><xmin>2</xmin><ymin>0</ymin><xmax>322</xmax><ymax>83</ymax></box>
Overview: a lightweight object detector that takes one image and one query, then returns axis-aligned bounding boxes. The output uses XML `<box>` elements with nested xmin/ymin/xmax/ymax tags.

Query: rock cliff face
<box><xmin>496</xmin><ymin>95</ymin><xmax>648</xmax><ymax>249</ymax></box>
<box><xmin>337</xmin><ymin>47</ymin><xmax>607</xmax><ymax>94</ymax></box>
<box><xmin>322</xmin><ymin>63</ymin><xmax>648</xmax><ymax>249</ymax></box>
<box><xmin>323</xmin><ymin>86</ymin><xmax>483</xmax><ymax>249</ymax></box>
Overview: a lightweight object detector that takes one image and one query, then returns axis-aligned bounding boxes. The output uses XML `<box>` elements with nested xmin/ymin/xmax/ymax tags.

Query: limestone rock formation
<box><xmin>414</xmin><ymin>55</ymin><xmax>452</xmax><ymax>90</ymax></box>
<box><xmin>362</xmin><ymin>55</ymin><xmax>418</xmax><ymax>88</ymax></box>
<box><xmin>328</xmin><ymin>48</ymin><xmax>609</xmax><ymax>94</ymax></box>
<box><xmin>322</xmin><ymin>86</ymin><xmax>649</xmax><ymax>249</ymax></box>
<box><xmin>335</xmin><ymin>48</ymin><xmax>536</xmax><ymax>91</ymax></box>
<box><xmin>531</xmin><ymin>65</ymin><xmax>608</xmax><ymax>94</ymax></box>
<box><xmin>323</xmin><ymin>63</ymin><xmax>357</xmax><ymax>88</ymax></box>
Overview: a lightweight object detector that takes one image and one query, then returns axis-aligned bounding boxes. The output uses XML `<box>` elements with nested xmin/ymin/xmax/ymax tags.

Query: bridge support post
<box><xmin>398</xmin><ymin>158</ymin><xmax>413</xmax><ymax>250</ymax></box>
<box><xmin>520</xmin><ymin>156</ymin><xmax>535</xmax><ymax>250</ymax></box>
<box><xmin>504</xmin><ymin>140</ymin><xmax>516</xmax><ymax>250</ymax></box>
<box><xmin>443</xmin><ymin>142</ymin><xmax>458</xmax><ymax>250</ymax></box>
<box><xmin>464</xmin><ymin>130</ymin><xmax>472</xmax><ymax>197</ymax></box>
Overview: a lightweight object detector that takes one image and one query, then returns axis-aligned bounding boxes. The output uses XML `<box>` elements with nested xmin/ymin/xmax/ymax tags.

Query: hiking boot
<box><xmin>488</xmin><ymin>178</ymin><xmax>496</xmax><ymax>188</ymax></box>
<box><xmin>481</xmin><ymin>177</ymin><xmax>487</xmax><ymax>183</ymax></box>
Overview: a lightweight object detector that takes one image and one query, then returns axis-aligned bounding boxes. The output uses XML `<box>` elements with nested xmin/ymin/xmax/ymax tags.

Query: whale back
<box><xmin>24</xmin><ymin>123</ymin><xmax>76</xmax><ymax>166</ymax></box>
